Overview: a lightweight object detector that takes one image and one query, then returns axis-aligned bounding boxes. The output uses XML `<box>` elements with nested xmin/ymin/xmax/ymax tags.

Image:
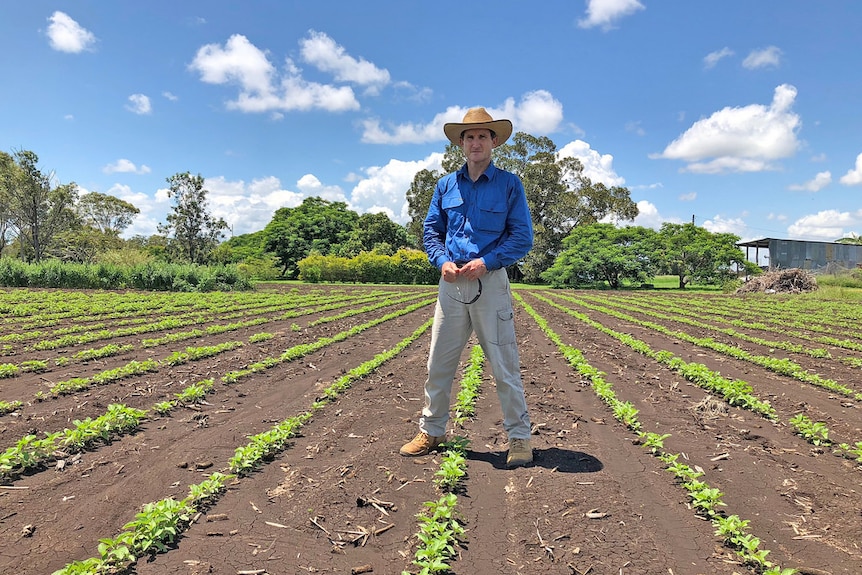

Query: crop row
<box><xmin>52</xmin><ymin>312</ymin><xmax>435</xmax><ymax>574</ymax></box>
<box><xmin>516</xmin><ymin>293</ymin><xmax>796</xmax><ymax>574</ymax></box>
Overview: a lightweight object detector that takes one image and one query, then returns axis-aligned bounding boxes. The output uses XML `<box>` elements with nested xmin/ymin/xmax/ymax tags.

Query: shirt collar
<box><xmin>457</xmin><ymin>161</ymin><xmax>496</xmax><ymax>182</ymax></box>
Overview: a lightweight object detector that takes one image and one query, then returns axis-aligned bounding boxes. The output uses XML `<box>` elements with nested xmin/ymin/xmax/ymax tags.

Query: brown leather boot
<box><xmin>400</xmin><ymin>432</ymin><xmax>444</xmax><ymax>456</ymax></box>
<box><xmin>506</xmin><ymin>438</ymin><xmax>533</xmax><ymax>468</ymax></box>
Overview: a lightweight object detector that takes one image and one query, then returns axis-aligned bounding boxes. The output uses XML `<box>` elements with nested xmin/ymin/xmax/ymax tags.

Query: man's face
<box><xmin>460</xmin><ymin>128</ymin><xmax>496</xmax><ymax>163</ymax></box>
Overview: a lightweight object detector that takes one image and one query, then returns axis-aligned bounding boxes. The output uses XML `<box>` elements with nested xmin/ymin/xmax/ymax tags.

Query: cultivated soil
<box><xmin>0</xmin><ymin>284</ymin><xmax>860</xmax><ymax>575</ymax></box>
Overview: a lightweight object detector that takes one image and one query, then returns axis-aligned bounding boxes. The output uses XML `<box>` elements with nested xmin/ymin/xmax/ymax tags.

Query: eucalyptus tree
<box><xmin>157</xmin><ymin>172</ymin><xmax>228</xmax><ymax>264</ymax></box>
<box><xmin>76</xmin><ymin>191</ymin><xmax>140</xmax><ymax>236</ymax></box>
<box><xmin>2</xmin><ymin>150</ymin><xmax>79</xmax><ymax>262</ymax></box>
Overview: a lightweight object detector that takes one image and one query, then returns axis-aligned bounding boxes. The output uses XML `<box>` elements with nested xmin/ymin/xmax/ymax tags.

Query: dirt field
<box><xmin>0</xmin><ymin>284</ymin><xmax>860</xmax><ymax>575</ymax></box>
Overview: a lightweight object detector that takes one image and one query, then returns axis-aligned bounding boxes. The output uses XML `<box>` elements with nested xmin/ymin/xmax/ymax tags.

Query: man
<box><xmin>400</xmin><ymin>107</ymin><xmax>535</xmax><ymax>468</ymax></box>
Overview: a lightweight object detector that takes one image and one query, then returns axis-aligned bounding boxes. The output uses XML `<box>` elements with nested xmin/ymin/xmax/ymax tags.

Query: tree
<box><xmin>157</xmin><ymin>172</ymin><xmax>228</xmax><ymax>264</ymax></box>
<box><xmin>263</xmin><ymin>196</ymin><xmax>359</xmax><ymax>278</ymax></box>
<box><xmin>540</xmin><ymin>223</ymin><xmax>659</xmax><ymax>288</ymax></box>
<box><xmin>0</xmin><ymin>152</ymin><xmax>18</xmax><ymax>255</ymax></box>
<box><xmin>76</xmin><ymin>191</ymin><xmax>140</xmax><ymax>236</ymax></box>
<box><xmin>337</xmin><ymin>212</ymin><xmax>413</xmax><ymax>257</ymax></box>
<box><xmin>3</xmin><ymin>150</ymin><xmax>79</xmax><ymax>262</ymax></box>
<box><xmin>495</xmin><ymin>133</ymin><xmax>639</xmax><ymax>283</ymax></box>
<box><xmin>656</xmin><ymin>222</ymin><xmax>758</xmax><ymax>288</ymax></box>
<box><xmin>835</xmin><ymin>233</ymin><xmax>862</xmax><ymax>245</ymax></box>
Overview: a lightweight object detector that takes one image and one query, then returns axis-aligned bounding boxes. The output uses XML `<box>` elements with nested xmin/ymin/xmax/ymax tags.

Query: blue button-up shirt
<box><xmin>423</xmin><ymin>162</ymin><xmax>533</xmax><ymax>271</ymax></box>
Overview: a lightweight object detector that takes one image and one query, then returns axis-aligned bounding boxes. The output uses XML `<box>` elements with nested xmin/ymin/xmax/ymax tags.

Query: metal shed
<box><xmin>737</xmin><ymin>237</ymin><xmax>862</xmax><ymax>271</ymax></box>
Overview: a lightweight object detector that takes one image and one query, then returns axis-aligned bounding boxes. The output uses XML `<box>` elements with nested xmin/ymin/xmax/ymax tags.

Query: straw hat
<box><xmin>443</xmin><ymin>107</ymin><xmax>513</xmax><ymax>147</ymax></box>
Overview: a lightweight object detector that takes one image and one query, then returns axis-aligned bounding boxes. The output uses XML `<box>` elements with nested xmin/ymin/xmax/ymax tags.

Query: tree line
<box><xmin>1</xmin><ymin>134</ymin><xmax>757</xmax><ymax>288</ymax></box>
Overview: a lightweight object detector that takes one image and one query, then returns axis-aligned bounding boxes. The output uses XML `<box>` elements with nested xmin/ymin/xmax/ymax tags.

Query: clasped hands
<box><xmin>442</xmin><ymin>259</ymin><xmax>486</xmax><ymax>283</ymax></box>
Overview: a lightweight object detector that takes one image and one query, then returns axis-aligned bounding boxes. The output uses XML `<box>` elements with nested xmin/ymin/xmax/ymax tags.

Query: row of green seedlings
<box><xmin>2</xmin><ymin>294</ymin><xmax>434</xmax><ymax>411</ymax></box>
<box><xmin>604</xmin><ymin>292</ymin><xmax>862</xmax><ymax>359</ymax></box>
<box><xmin>578</xmin><ymin>292</ymin><xmax>862</xmax><ymax>369</ymax></box>
<box><xmin>539</xmin><ymin>292</ymin><xmax>862</xmax><ymax>465</ymax></box>
<box><xmin>0</xmin><ymin>290</ymin><xmax>425</xmax><ymax>379</ymax></box>
<box><xmin>515</xmin><ymin>293</ymin><xmax>795</xmax><ymax>575</ymax></box>
<box><xmin>25</xmin><ymin>294</ymin><xmax>430</xmax><ymax>350</ymax></box>
<box><xmin>0</xmin><ymin>404</ymin><xmax>148</xmax><ymax>480</ymax></box>
<box><xmin>403</xmin><ymin>344</ymin><xmax>483</xmax><ymax>575</ymax></box>
<box><xmin>0</xmin><ymin>287</ymin><xmax>359</xmax><ymax>341</ymax></box>
<box><xmin>53</xmin><ymin>316</ymin><xmax>435</xmax><ymax>574</ymax></box>
<box><xmin>7</xmin><ymin>288</ymin><xmax>395</xmax><ymax>353</ymax></box>
<box><xmin>643</xmin><ymin>290</ymin><xmax>862</xmax><ymax>333</ymax></box>
<box><xmin>531</xmin><ymin>292</ymin><xmax>777</xmax><ymax>419</ymax></box>
<box><xmin>579</xmin><ymin>292</ymin><xmax>834</xmax><ymax>360</ymax></box>
<box><xmin>45</xmin><ymin>340</ymin><xmax>242</xmax><ymax>397</ymax></box>
<box><xmin>2</xmin><ymin>299</ymin><xmax>435</xmax><ymax>479</ymax></box>
<box><xmin>789</xmin><ymin>414</ymin><xmax>862</xmax><ymax>463</ymax></box>
<box><xmin>549</xmin><ymin>292</ymin><xmax>862</xmax><ymax>402</ymax></box>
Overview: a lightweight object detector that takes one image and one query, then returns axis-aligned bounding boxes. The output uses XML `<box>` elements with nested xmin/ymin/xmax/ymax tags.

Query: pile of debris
<box><xmin>736</xmin><ymin>268</ymin><xmax>818</xmax><ymax>294</ymax></box>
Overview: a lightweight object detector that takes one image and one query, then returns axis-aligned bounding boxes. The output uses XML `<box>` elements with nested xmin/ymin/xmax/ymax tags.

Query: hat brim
<box><xmin>443</xmin><ymin>119</ymin><xmax>513</xmax><ymax>147</ymax></box>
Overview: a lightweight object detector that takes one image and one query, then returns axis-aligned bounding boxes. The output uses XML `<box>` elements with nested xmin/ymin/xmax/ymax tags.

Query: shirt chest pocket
<box><xmin>475</xmin><ymin>198</ymin><xmax>507</xmax><ymax>233</ymax></box>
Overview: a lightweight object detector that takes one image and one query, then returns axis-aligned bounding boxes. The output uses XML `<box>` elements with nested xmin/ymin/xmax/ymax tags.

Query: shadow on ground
<box><xmin>466</xmin><ymin>447</ymin><xmax>603</xmax><ymax>472</ymax></box>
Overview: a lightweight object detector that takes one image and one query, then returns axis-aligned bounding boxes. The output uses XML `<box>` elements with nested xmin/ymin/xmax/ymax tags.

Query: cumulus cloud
<box><xmin>349</xmin><ymin>153</ymin><xmax>444</xmax><ymax>223</ymax></box>
<box><xmin>162</xmin><ymin>91</ymin><xmax>178</xmax><ymax>101</ymax></box>
<box><xmin>203</xmin><ymin>175</ymin><xmax>306</xmax><ymax>234</ymax></box>
<box><xmin>743</xmin><ymin>46</ymin><xmax>782</xmax><ymax>69</ymax></box>
<box><xmin>787</xmin><ymin>209</ymin><xmax>862</xmax><ymax>241</ymax></box>
<box><xmin>126</xmin><ymin>94</ymin><xmax>152</xmax><ymax>115</ymax></box>
<box><xmin>557</xmin><ymin>140</ymin><xmax>626</xmax><ymax>187</ymax></box>
<box><xmin>629</xmin><ymin>200</ymin><xmax>672</xmax><ymax>229</ymax></box>
<box><xmin>299</xmin><ymin>30</ymin><xmax>390</xmax><ymax>95</ymax></box>
<box><xmin>788</xmin><ymin>171</ymin><xmax>831</xmax><ymax>192</ymax></box>
<box><xmin>361</xmin><ymin>90</ymin><xmax>564</xmax><ymax>145</ymax></box>
<box><xmin>702</xmin><ymin>215</ymin><xmax>748</xmax><ymax>236</ymax></box>
<box><xmin>652</xmin><ymin>84</ymin><xmax>801</xmax><ymax>173</ymax></box>
<box><xmin>102</xmin><ymin>159</ymin><xmax>151</xmax><ymax>175</ymax></box>
<box><xmin>189</xmin><ymin>32</ymin><xmax>384</xmax><ymax>113</ymax></box>
<box><xmin>578</xmin><ymin>0</ymin><xmax>645</xmax><ymax>30</ymax></box>
<box><xmin>46</xmin><ymin>11</ymin><xmax>96</xmax><ymax>53</ymax></box>
<box><xmin>839</xmin><ymin>152</ymin><xmax>862</xmax><ymax>185</ymax></box>
<box><xmin>704</xmin><ymin>47</ymin><xmax>734</xmax><ymax>69</ymax></box>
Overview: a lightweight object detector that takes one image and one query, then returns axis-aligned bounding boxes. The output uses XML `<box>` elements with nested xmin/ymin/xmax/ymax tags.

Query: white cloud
<box><xmin>787</xmin><ymin>209</ymin><xmax>862</xmax><ymax>241</ymax></box>
<box><xmin>46</xmin><ymin>11</ymin><xmax>96</xmax><ymax>53</ymax></box>
<box><xmin>205</xmin><ymin>175</ymin><xmax>306</xmax><ymax>235</ymax></box>
<box><xmin>702</xmin><ymin>215</ymin><xmax>748</xmax><ymax>236</ymax></box>
<box><xmin>126</xmin><ymin>94</ymin><xmax>152</xmax><ymax>115</ymax></box>
<box><xmin>361</xmin><ymin>90</ymin><xmax>564</xmax><ymax>145</ymax></box>
<box><xmin>578</xmin><ymin>0</ymin><xmax>645</xmax><ymax>30</ymax></box>
<box><xmin>295</xmin><ymin>174</ymin><xmax>348</xmax><ymax>204</ymax></box>
<box><xmin>162</xmin><ymin>91</ymin><xmax>178</xmax><ymax>101</ymax></box>
<box><xmin>102</xmin><ymin>159</ymin><xmax>151</xmax><ymax>175</ymax></box>
<box><xmin>652</xmin><ymin>84</ymin><xmax>801</xmax><ymax>173</ymax></box>
<box><xmin>767</xmin><ymin>212</ymin><xmax>788</xmax><ymax>222</ymax></box>
<box><xmin>704</xmin><ymin>47</ymin><xmax>734</xmax><ymax>69</ymax></box>
<box><xmin>788</xmin><ymin>171</ymin><xmax>831</xmax><ymax>192</ymax></box>
<box><xmin>349</xmin><ymin>153</ymin><xmax>444</xmax><ymax>223</ymax></box>
<box><xmin>743</xmin><ymin>46</ymin><xmax>782</xmax><ymax>69</ymax></box>
<box><xmin>300</xmin><ymin>30</ymin><xmax>390</xmax><ymax>95</ymax></box>
<box><xmin>189</xmin><ymin>33</ymin><xmax>362</xmax><ymax>113</ymax></box>
<box><xmin>557</xmin><ymin>140</ymin><xmax>625</xmax><ymax>187</ymax></box>
<box><xmin>629</xmin><ymin>200</ymin><xmax>672</xmax><ymax>229</ymax></box>
<box><xmin>678</xmin><ymin>192</ymin><xmax>697</xmax><ymax>201</ymax></box>
<box><xmin>108</xmin><ymin>184</ymin><xmax>161</xmax><ymax>238</ymax></box>
<box><xmin>839</xmin><ymin>152</ymin><xmax>862</xmax><ymax>185</ymax></box>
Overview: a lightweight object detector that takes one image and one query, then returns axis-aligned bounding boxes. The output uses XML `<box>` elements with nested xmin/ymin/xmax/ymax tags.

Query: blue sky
<box><xmin>2</xmin><ymin>1</ymin><xmax>862</xmax><ymax>245</ymax></box>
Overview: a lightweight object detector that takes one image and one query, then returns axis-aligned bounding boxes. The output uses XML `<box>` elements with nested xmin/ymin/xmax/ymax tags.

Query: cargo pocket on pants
<box><xmin>496</xmin><ymin>308</ymin><xmax>516</xmax><ymax>346</ymax></box>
